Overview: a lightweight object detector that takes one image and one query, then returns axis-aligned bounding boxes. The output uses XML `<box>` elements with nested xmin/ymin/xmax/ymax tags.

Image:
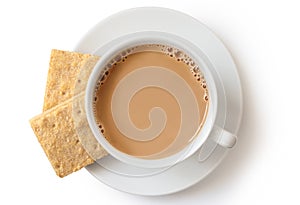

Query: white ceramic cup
<box><xmin>85</xmin><ymin>31</ymin><xmax>236</xmax><ymax>168</ymax></box>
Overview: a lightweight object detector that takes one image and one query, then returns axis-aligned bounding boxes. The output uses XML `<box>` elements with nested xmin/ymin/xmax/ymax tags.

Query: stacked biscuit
<box><xmin>30</xmin><ymin>50</ymin><xmax>107</xmax><ymax>177</ymax></box>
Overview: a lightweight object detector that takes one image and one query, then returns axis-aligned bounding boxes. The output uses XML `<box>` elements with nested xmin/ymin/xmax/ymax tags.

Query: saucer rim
<box><xmin>74</xmin><ymin>7</ymin><xmax>242</xmax><ymax>196</ymax></box>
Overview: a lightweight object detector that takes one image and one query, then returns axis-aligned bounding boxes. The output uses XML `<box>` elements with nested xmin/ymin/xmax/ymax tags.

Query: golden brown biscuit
<box><xmin>30</xmin><ymin>95</ymin><xmax>95</xmax><ymax>177</ymax></box>
<box><xmin>43</xmin><ymin>49</ymin><xmax>99</xmax><ymax>111</ymax></box>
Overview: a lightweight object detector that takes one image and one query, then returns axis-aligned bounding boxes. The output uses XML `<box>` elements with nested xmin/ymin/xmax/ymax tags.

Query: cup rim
<box><xmin>85</xmin><ymin>31</ymin><xmax>218</xmax><ymax>168</ymax></box>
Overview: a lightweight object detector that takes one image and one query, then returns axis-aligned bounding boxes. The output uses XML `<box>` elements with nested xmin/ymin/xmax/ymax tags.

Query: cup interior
<box><xmin>85</xmin><ymin>31</ymin><xmax>218</xmax><ymax>168</ymax></box>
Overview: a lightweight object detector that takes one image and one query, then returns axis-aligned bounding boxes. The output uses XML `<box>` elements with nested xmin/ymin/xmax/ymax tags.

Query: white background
<box><xmin>0</xmin><ymin>0</ymin><xmax>299</xmax><ymax>204</ymax></box>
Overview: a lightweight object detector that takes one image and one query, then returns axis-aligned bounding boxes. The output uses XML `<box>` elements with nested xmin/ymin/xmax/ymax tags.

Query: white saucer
<box><xmin>74</xmin><ymin>7</ymin><xmax>243</xmax><ymax>196</ymax></box>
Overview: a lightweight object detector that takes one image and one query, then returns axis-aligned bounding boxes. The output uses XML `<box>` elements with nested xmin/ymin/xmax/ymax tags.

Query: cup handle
<box><xmin>198</xmin><ymin>125</ymin><xmax>237</xmax><ymax>162</ymax></box>
<box><xmin>211</xmin><ymin>125</ymin><xmax>237</xmax><ymax>148</ymax></box>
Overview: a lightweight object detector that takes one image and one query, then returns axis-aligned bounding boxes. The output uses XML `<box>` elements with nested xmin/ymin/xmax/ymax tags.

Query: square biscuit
<box><xmin>43</xmin><ymin>49</ymin><xmax>99</xmax><ymax>111</ymax></box>
<box><xmin>30</xmin><ymin>95</ymin><xmax>95</xmax><ymax>177</ymax></box>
